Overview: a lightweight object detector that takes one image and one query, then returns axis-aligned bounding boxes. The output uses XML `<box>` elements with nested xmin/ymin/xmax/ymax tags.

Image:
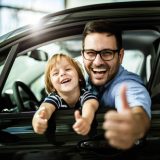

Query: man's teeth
<box><xmin>92</xmin><ymin>68</ymin><xmax>107</xmax><ymax>72</ymax></box>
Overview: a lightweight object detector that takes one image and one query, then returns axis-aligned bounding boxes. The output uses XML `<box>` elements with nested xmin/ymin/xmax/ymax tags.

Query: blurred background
<box><xmin>0</xmin><ymin>0</ymin><xmax>153</xmax><ymax>36</ymax></box>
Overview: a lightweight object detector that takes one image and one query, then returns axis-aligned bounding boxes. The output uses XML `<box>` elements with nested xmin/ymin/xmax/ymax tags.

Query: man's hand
<box><xmin>103</xmin><ymin>85</ymin><xmax>148</xmax><ymax>149</ymax></box>
<box><xmin>73</xmin><ymin>110</ymin><xmax>90</xmax><ymax>135</ymax></box>
<box><xmin>32</xmin><ymin>106</ymin><xmax>48</xmax><ymax>134</ymax></box>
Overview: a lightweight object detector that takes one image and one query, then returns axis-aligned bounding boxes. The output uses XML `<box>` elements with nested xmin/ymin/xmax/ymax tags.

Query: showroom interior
<box><xmin>0</xmin><ymin>0</ymin><xmax>122</xmax><ymax>37</ymax></box>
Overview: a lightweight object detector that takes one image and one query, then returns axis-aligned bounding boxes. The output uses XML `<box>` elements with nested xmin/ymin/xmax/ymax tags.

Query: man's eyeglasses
<box><xmin>82</xmin><ymin>49</ymin><xmax>120</xmax><ymax>61</ymax></box>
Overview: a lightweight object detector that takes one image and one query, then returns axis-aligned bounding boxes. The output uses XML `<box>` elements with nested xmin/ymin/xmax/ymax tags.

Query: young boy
<box><xmin>32</xmin><ymin>53</ymin><xmax>99</xmax><ymax>136</ymax></box>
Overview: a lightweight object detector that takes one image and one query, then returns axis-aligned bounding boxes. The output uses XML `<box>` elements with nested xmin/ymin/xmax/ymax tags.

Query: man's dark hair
<box><xmin>82</xmin><ymin>20</ymin><xmax>122</xmax><ymax>50</ymax></box>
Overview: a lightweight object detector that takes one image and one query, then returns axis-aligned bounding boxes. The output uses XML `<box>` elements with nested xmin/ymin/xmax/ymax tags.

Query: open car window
<box><xmin>1</xmin><ymin>29</ymin><xmax>158</xmax><ymax>112</ymax></box>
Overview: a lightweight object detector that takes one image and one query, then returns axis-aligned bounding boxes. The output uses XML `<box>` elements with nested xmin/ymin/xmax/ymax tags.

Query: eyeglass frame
<box><xmin>82</xmin><ymin>49</ymin><xmax>120</xmax><ymax>61</ymax></box>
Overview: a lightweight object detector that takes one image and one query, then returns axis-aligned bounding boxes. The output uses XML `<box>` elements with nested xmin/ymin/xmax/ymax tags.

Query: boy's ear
<box><xmin>51</xmin><ymin>87</ymin><xmax>56</xmax><ymax>92</ymax></box>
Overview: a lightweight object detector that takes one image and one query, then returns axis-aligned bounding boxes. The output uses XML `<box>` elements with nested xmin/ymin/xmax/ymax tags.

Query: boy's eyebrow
<box><xmin>51</xmin><ymin>67</ymin><xmax>58</xmax><ymax>72</ymax></box>
<box><xmin>65</xmin><ymin>64</ymin><xmax>73</xmax><ymax>67</ymax></box>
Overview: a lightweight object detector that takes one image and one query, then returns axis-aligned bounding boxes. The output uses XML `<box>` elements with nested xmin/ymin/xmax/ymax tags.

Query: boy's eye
<box><xmin>52</xmin><ymin>72</ymin><xmax>58</xmax><ymax>76</ymax></box>
<box><xmin>66</xmin><ymin>68</ymin><xmax>71</xmax><ymax>71</ymax></box>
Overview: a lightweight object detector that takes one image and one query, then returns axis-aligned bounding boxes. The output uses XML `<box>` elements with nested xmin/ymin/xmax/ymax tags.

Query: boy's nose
<box><xmin>60</xmin><ymin>70</ymin><xmax>66</xmax><ymax>76</ymax></box>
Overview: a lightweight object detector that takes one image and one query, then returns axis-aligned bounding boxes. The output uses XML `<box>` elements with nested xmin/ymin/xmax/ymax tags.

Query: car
<box><xmin>0</xmin><ymin>1</ymin><xmax>160</xmax><ymax>159</ymax></box>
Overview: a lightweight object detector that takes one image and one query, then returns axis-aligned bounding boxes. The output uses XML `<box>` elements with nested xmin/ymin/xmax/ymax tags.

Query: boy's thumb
<box><xmin>74</xmin><ymin>110</ymin><xmax>81</xmax><ymax>121</ymax></box>
<box><xmin>38</xmin><ymin>107</ymin><xmax>46</xmax><ymax>119</ymax></box>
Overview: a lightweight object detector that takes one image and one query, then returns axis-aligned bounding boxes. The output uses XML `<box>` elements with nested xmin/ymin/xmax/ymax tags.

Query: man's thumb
<box><xmin>74</xmin><ymin>110</ymin><xmax>81</xmax><ymax>121</ymax></box>
<box><xmin>120</xmin><ymin>84</ymin><xmax>129</xmax><ymax>111</ymax></box>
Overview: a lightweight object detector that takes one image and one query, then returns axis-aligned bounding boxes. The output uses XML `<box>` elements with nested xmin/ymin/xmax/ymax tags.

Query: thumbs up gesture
<box><xmin>73</xmin><ymin>110</ymin><xmax>90</xmax><ymax>135</ymax></box>
<box><xmin>103</xmin><ymin>84</ymin><xmax>141</xmax><ymax>149</ymax></box>
<box><xmin>32</xmin><ymin>106</ymin><xmax>48</xmax><ymax>134</ymax></box>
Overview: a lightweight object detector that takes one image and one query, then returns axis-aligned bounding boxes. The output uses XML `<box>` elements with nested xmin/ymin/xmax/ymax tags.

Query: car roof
<box><xmin>0</xmin><ymin>0</ymin><xmax>160</xmax><ymax>49</ymax></box>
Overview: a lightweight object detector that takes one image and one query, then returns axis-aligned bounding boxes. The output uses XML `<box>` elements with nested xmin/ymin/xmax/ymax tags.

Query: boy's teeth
<box><xmin>61</xmin><ymin>79</ymin><xmax>70</xmax><ymax>84</ymax></box>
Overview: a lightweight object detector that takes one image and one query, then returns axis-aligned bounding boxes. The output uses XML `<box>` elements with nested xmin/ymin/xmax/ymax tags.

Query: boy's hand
<box><xmin>32</xmin><ymin>106</ymin><xmax>48</xmax><ymax>134</ymax></box>
<box><xmin>73</xmin><ymin>110</ymin><xmax>90</xmax><ymax>135</ymax></box>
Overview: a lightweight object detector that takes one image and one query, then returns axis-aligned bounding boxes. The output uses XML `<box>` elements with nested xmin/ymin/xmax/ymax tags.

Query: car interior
<box><xmin>0</xmin><ymin>26</ymin><xmax>160</xmax><ymax>159</ymax></box>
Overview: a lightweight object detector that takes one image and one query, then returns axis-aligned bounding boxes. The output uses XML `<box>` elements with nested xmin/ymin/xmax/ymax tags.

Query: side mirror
<box><xmin>28</xmin><ymin>49</ymin><xmax>48</xmax><ymax>61</ymax></box>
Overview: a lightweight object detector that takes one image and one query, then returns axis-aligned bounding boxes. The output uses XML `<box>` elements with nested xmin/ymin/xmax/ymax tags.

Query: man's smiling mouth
<box><xmin>92</xmin><ymin>68</ymin><xmax>108</xmax><ymax>74</ymax></box>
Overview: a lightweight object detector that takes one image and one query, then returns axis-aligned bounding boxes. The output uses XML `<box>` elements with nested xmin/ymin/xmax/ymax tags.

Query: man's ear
<box><xmin>119</xmin><ymin>48</ymin><xmax>124</xmax><ymax>64</ymax></box>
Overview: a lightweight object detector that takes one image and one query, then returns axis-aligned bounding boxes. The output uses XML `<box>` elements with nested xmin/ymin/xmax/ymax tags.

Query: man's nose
<box><xmin>93</xmin><ymin>54</ymin><xmax>105</xmax><ymax>65</ymax></box>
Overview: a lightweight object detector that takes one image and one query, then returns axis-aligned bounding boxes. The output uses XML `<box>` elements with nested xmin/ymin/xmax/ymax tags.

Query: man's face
<box><xmin>82</xmin><ymin>33</ymin><xmax>124</xmax><ymax>86</ymax></box>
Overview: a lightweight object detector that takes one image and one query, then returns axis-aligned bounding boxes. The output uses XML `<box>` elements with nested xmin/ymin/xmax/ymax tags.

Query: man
<box><xmin>81</xmin><ymin>20</ymin><xmax>151</xmax><ymax>149</ymax></box>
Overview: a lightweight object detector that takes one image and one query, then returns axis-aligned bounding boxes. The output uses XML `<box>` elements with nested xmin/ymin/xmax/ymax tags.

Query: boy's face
<box><xmin>82</xmin><ymin>32</ymin><xmax>124</xmax><ymax>86</ymax></box>
<box><xmin>50</xmin><ymin>58</ymin><xmax>80</xmax><ymax>94</ymax></box>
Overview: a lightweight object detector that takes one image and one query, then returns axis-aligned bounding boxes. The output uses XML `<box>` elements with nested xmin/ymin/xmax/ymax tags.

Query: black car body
<box><xmin>0</xmin><ymin>1</ymin><xmax>160</xmax><ymax>159</ymax></box>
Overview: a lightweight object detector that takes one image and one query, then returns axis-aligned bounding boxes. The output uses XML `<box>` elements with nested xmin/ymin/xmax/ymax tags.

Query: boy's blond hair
<box><xmin>45</xmin><ymin>53</ymin><xmax>86</xmax><ymax>94</ymax></box>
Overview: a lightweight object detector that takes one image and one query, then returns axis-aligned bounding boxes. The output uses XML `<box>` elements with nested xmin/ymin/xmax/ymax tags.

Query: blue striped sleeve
<box><xmin>80</xmin><ymin>89</ymin><xmax>97</xmax><ymax>106</ymax></box>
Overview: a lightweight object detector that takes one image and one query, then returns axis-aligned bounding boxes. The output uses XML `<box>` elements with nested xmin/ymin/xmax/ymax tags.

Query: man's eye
<box><xmin>86</xmin><ymin>51</ymin><xmax>96</xmax><ymax>55</ymax></box>
<box><xmin>102</xmin><ymin>50</ymin><xmax>113</xmax><ymax>55</ymax></box>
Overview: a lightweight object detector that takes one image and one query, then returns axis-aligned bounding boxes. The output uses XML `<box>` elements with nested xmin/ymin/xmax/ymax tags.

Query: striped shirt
<box><xmin>43</xmin><ymin>89</ymin><xmax>97</xmax><ymax>110</ymax></box>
